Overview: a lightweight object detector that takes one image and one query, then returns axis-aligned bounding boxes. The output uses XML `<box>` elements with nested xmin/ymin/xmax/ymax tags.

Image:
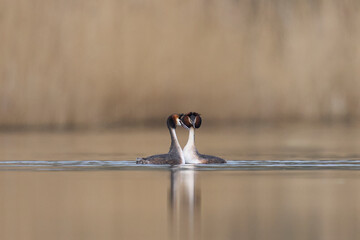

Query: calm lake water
<box><xmin>0</xmin><ymin>124</ymin><xmax>360</xmax><ymax>240</ymax></box>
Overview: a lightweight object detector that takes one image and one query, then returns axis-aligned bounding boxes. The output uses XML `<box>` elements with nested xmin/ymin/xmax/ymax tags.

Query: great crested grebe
<box><xmin>181</xmin><ymin>112</ymin><xmax>226</xmax><ymax>164</ymax></box>
<box><xmin>136</xmin><ymin>114</ymin><xmax>185</xmax><ymax>165</ymax></box>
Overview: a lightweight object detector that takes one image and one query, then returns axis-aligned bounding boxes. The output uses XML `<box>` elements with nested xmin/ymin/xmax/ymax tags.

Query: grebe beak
<box><xmin>180</xmin><ymin>120</ymin><xmax>189</xmax><ymax>129</ymax></box>
<box><xmin>175</xmin><ymin>118</ymin><xmax>182</xmax><ymax>126</ymax></box>
<box><xmin>190</xmin><ymin>115</ymin><xmax>197</xmax><ymax>128</ymax></box>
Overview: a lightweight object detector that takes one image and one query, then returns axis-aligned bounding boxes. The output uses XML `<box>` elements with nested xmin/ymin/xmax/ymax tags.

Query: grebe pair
<box><xmin>136</xmin><ymin>112</ymin><xmax>226</xmax><ymax>165</ymax></box>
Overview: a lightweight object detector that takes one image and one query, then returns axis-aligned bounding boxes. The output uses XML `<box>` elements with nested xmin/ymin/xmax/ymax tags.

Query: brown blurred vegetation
<box><xmin>0</xmin><ymin>0</ymin><xmax>360</xmax><ymax>129</ymax></box>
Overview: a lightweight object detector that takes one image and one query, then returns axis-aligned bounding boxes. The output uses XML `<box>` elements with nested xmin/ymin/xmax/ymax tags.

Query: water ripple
<box><xmin>0</xmin><ymin>160</ymin><xmax>359</xmax><ymax>171</ymax></box>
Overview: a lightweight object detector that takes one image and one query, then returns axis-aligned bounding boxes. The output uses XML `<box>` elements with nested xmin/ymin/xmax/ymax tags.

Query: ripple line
<box><xmin>0</xmin><ymin>160</ymin><xmax>359</xmax><ymax>171</ymax></box>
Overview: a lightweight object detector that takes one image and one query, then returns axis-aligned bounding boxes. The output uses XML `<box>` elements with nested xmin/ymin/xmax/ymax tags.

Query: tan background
<box><xmin>1</xmin><ymin>0</ymin><xmax>360</xmax><ymax>129</ymax></box>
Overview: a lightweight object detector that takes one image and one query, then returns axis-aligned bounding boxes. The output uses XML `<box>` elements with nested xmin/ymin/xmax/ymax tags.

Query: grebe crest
<box><xmin>168</xmin><ymin>114</ymin><xmax>182</xmax><ymax>129</ymax></box>
<box><xmin>181</xmin><ymin>112</ymin><xmax>202</xmax><ymax>129</ymax></box>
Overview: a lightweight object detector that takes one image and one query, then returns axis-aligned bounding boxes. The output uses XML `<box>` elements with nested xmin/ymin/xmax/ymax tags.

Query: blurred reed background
<box><xmin>1</xmin><ymin>0</ymin><xmax>360</xmax><ymax>129</ymax></box>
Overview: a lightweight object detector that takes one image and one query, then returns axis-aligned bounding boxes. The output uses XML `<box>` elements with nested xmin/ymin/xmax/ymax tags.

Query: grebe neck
<box><xmin>183</xmin><ymin>127</ymin><xmax>200</xmax><ymax>164</ymax></box>
<box><xmin>184</xmin><ymin>127</ymin><xmax>196</xmax><ymax>150</ymax></box>
<box><xmin>169</xmin><ymin>127</ymin><xmax>185</xmax><ymax>164</ymax></box>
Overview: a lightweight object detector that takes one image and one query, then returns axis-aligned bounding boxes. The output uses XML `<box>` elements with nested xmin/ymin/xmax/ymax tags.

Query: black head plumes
<box><xmin>181</xmin><ymin>112</ymin><xmax>202</xmax><ymax>129</ymax></box>
<box><xmin>167</xmin><ymin>114</ymin><xmax>181</xmax><ymax>129</ymax></box>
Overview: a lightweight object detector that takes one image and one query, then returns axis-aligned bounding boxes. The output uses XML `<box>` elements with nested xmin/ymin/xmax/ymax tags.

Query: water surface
<box><xmin>0</xmin><ymin>125</ymin><xmax>360</xmax><ymax>240</ymax></box>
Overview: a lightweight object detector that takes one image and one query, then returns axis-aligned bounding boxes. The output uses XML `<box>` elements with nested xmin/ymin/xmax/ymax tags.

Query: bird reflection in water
<box><xmin>169</xmin><ymin>165</ymin><xmax>201</xmax><ymax>240</ymax></box>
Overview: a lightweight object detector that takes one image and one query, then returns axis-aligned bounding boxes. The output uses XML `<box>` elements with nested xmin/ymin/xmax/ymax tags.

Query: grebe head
<box><xmin>181</xmin><ymin>112</ymin><xmax>202</xmax><ymax>129</ymax></box>
<box><xmin>167</xmin><ymin>114</ymin><xmax>183</xmax><ymax>129</ymax></box>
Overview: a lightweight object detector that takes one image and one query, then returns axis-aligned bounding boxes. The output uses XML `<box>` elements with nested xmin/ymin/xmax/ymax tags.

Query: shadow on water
<box><xmin>169</xmin><ymin>166</ymin><xmax>200</xmax><ymax>240</ymax></box>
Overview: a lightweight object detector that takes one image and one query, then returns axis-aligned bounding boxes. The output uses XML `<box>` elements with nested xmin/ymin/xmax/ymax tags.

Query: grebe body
<box><xmin>136</xmin><ymin>114</ymin><xmax>185</xmax><ymax>165</ymax></box>
<box><xmin>181</xmin><ymin>112</ymin><xmax>226</xmax><ymax>164</ymax></box>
